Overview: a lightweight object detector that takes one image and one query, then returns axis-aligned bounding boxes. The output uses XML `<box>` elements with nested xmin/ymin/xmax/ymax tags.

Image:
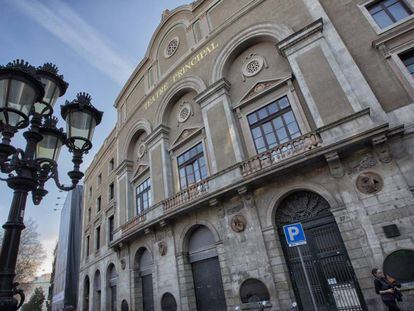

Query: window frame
<box><xmin>247</xmin><ymin>95</ymin><xmax>302</xmax><ymax>154</ymax></box>
<box><xmin>97</xmin><ymin>196</ymin><xmax>102</xmax><ymax>213</ymax></box>
<box><xmin>135</xmin><ymin>178</ymin><xmax>152</xmax><ymax>215</ymax></box>
<box><xmin>108</xmin><ymin>215</ymin><xmax>114</xmax><ymax>242</ymax></box>
<box><xmin>109</xmin><ymin>182</ymin><xmax>115</xmax><ymax>202</ymax></box>
<box><xmin>85</xmin><ymin>236</ymin><xmax>90</xmax><ymax>257</ymax></box>
<box><xmin>359</xmin><ymin>0</ymin><xmax>414</xmax><ymax>34</ymax></box>
<box><xmin>109</xmin><ymin>158</ymin><xmax>115</xmax><ymax>172</ymax></box>
<box><xmin>176</xmin><ymin>142</ymin><xmax>208</xmax><ymax>190</ymax></box>
<box><xmin>97</xmin><ymin>173</ymin><xmax>102</xmax><ymax>186</ymax></box>
<box><xmin>95</xmin><ymin>226</ymin><xmax>101</xmax><ymax>250</ymax></box>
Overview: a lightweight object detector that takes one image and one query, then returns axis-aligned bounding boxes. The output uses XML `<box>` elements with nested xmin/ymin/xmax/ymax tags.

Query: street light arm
<box><xmin>51</xmin><ymin>150</ymin><xmax>84</xmax><ymax>192</ymax></box>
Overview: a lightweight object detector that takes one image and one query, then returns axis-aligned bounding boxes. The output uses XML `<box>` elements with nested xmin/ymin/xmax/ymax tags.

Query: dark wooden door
<box><xmin>280</xmin><ymin>215</ymin><xmax>366</xmax><ymax>311</ymax></box>
<box><xmin>192</xmin><ymin>257</ymin><xmax>227</xmax><ymax>311</ymax></box>
<box><xmin>142</xmin><ymin>274</ymin><xmax>154</xmax><ymax>311</ymax></box>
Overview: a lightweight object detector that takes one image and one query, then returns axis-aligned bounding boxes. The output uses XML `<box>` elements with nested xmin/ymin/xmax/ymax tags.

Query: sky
<box><xmin>0</xmin><ymin>0</ymin><xmax>190</xmax><ymax>277</ymax></box>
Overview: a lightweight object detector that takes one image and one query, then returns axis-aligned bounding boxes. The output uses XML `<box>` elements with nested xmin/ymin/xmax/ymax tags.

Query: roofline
<box><xmin>114</xmin><ymin>2</ymin><xmax>203</xmax><ymax>108</ymax></box>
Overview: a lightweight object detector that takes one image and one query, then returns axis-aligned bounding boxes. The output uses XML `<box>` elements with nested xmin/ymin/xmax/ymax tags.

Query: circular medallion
<box><xmin>242</xmin><ymin>54</ymin><xmax>265</xmax><ymax>78</ymax></box>
<box><xmin>164</xmin><ymin>37</ymin><xmax>180</xmax><ymax>58</ymax></box>
<box><xmin>137</xmin><ymin>143</ymin><xmax>146</xmax><ymax>159</ymax></box>
<box><xmin>231</xmin><ymin>214</ymin><xmax>247</xmax><ymax>233</ymax></box>
<box><xmin>177</xmin><ymin>102</ymin><xmax>192</xmax><ymax>123</ymax></box>
<box><xmin>356</xmin><ymin>171</ymin><xmax>383</xmax><ymax>194</ymax></box>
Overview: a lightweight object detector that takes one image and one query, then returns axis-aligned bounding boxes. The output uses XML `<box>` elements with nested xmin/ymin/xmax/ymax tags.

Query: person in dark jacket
<box><xmin>372</xmin><ymin>268</ymin><xmax>402</xmax><ymax>311</ymax></box>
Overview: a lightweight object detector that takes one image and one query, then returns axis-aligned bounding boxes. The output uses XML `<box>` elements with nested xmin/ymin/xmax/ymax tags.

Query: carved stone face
<box><xmin>158</xmin><ymin>241</ymin><xmax>168</xmax><ymax>256</ymax></box>
<box><xmin>231</xmin><ymin>214</ymin><xmax>247</xmax><ymax>232</ymax></box>
<box><xmin>356</xmin><ymin>172</ymin><xmax>383</xmax><ymax>194</ymax></box>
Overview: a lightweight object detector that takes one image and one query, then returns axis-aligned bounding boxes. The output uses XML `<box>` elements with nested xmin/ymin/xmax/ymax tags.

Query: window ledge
<box><xmin>372</xmin><ymin>18</ymin><xmax>414</xmax><ymax>49</ymax></box>
<box><xmin>373</xmin><ymin>14</ymin><xmax>414</xmax><ymax>36</ymax></box>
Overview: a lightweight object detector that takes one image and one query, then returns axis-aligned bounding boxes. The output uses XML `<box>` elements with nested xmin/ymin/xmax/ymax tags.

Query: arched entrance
<box><xmin>83</xmin><ymin>276</ymin><xmax>90</xmax><ymax>311</ymax></box>
<box><xmin>275</xmin><ymin>191</ymin><xmax>366</xmax><ymax>311</ymax></box>
<box><xmin>188</xmin><ymin>225</ymin><xmax>226</xmax><ymax>311</ymax></box>
<box><xmin>93</xmin><ymin>270</ymin><xmax>101</xmax><ymax>311</ymax></box>
<box><xmin>107</xmin><ymin>264</ymin><xmax>118</xmax><ymax>311</ymax></box>
<box><xmin>134</xmin><ymin>248</ymin><xmax>154</xmax><ymax>311</ymax></box>
<box><xmin>161</xmin><ymin>292</ymin><xmax>177</xmax><ymax>311</ymax></box>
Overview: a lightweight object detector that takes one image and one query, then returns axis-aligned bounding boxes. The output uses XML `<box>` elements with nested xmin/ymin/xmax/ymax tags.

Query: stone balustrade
<box><xmin>241</xmin><ymin>132</ymin><xmax>322</xmax><ymax>177</ymax></box>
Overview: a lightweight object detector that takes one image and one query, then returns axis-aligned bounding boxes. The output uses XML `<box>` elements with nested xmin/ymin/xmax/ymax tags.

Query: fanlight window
<box><xmin>165</xmin><ymin>37</ymin><xmax>180</xmax><ymax>58</ymax></box>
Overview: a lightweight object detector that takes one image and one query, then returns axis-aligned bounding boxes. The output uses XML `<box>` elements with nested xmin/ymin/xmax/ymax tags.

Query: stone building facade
<box><xmin>78</xmin><ymin>0</ymin><xmax>414</xmax><ymax>310</ymax></box>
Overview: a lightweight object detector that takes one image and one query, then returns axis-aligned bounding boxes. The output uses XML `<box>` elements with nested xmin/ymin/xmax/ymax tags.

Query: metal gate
<box><xmin>192</xmin><ymin>257</ymin><xmax>227</xmax><ymax>311</ymax></box>
<box><xmin>276</xmin><ymin>191</ymin><xmax>366</xmax><ymax>311</ymax></box>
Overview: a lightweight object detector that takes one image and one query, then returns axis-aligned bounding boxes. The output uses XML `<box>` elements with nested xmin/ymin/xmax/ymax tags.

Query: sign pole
<box><xmin>297</xmin><ymin>246</ymin><xmax>318</xmax><ymax>311</ymax></box>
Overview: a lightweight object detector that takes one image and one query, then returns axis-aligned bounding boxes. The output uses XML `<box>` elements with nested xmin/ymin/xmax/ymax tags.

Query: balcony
<box><xmin>241</xmin><ymin>132</ymin><xmax>322</xmax><ymax>177</ymax></box>
<box><xmin>121</xmin><ymin>214</ymin><xmax>146</xmax><ymax>235</ymax></box>
<box><xmin>163</xmin><ymin>179</ymin><xmax>209</xmax><ymax>213</ymax></box>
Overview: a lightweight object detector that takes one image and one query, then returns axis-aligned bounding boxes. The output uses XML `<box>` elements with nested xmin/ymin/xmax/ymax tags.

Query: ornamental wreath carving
<box><xmin>158</xmin><ymin>241</ymin><xmax>168</xmax><ymax>256</ymax></box>
<box><xmin>356</xmin><ymin>171</ymin><xmax>383</xmax><ymax>194</ymax></box>
<box><xmin>177</xmin><ymin>101</ymin><xmax>193</xmax><ymax>123</ymax></box>
<box><xmin>231</xmin><ymin>214</ymin><xmax>247</xmax><ymax>233</ymax></box>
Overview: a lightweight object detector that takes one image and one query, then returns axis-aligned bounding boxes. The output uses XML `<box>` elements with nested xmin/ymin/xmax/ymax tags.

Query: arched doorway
<box><xmin>134</xmin><ymin>248</ymin><xmax>154</xmax><ymax>311</ymax></box>
<box><xmin>161</xmin><ymin>292</ymin><xmax>177</xmax><ymax>311</ymax></box>
<box><xmin>275</xmin><ymin>191</ymin><xmax>366</xmax><ymax>311</ymax></box>
<box><xmin>83</xmin><ymin>276</ymin><xmax>90</xmax><ymax>311</ymax></box>
<box><xmin>188</xmin><ymin>225</ymin><xmax>226</xmax><ymax>311</ymax></box>
<box><xmin>93</xmin><ymin>270</ymin><xmax>101</xmax><ymax>311</ymax></box>
<box><xmin>107</xmin><ymin>264</ymin><xmax>118</xmax><ymax>311</ymax></box>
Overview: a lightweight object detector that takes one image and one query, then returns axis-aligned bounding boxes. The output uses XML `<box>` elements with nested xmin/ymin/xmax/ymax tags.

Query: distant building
<box><xmin>51</xmin><ymin>185</ymin><xmax>83</xmax><ymax>311</ymax></box>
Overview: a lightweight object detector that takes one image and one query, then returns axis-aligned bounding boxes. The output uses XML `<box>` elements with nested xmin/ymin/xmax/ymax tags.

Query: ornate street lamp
<box><xmin>0</xmin><ymin>59</ymin><xmax>103</xmax><ymax>310</ymax></box>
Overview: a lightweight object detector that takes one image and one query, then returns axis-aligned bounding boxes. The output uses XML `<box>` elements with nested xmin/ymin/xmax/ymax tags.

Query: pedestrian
<box><xmin>372</xmin><ymin>268</ymin><xmax>402</xmax><ymax>311</ymax></box>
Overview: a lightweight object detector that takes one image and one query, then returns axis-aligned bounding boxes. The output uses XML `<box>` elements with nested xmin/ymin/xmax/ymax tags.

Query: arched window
<box><xmin>83</xmin><ymin>276</ymin><xmax>90</xmax><ymax>311</ymax></box>
<box><xmin>188</xmin><ymin>225</ymin><xmax>226</xmax><ymax>311</ymax></box>
<box><xmin>107</xmin><ymin>264</ymin><xmax>118</xmax><ymax>311</ymax></box>
<box><xmin>134</xmin><ymin>248</ymin><xmax>154</xmax><ymax>311</ymax></box>
<box><xmin>240</xmin><ymin>278</ymin><xmax>270</xmax><ymax>304</ymax></box>
<box><xmin>161</xmin><ymin>293</ymin><xmax>177</xmax><ymax>311</ymax></box>
<box><xmin>93</xmin><ymin>270</ymin><xmax>101</xmax><ymax>311</ymax></box>
<box><xmin>383</xmin><ymin>249</ymin><xmax>414</xmax><ymax>283</ymax></box>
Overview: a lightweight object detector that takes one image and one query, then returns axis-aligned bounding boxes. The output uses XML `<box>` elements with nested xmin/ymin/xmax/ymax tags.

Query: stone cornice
<box><xmin>277</xmin><ymin>18</ymin><xmax>324</xmax><ymax>57</ymax></box>
<box><xmin>194</xmin><ymin>78</ymin><xmax>231</xmax><ymax>107</ymax></box>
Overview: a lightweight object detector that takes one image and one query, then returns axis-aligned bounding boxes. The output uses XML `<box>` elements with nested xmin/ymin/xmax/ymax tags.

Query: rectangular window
<box><xmin>177</xmin><ymin>143</ymin><xmax>207</xmax><ymax>190</ymax></box>
<box><xmin>86</xmin><ymin>236</ymin><xmax>90</xmax><ymax>257</ymax></box>
<box><xmin>367</xmin><ymin>0</ymin><xmax>412</xmax><ymax>29</ymax></box>
<box><xmin>97</xmin><ymin>196</ymin><xmax>101</xmax><ymax>212</ymax></box>
<box><xmin>89</xmin><ymin>186</ymin><xmax>92</xmax><ymax>199</ymax></box>
<box><xmin>109</xmin><ymin>216</ymin><xmax>114</xmax><ymax>242</ymax></box>
<box><xmin>400</xmin><ymin>49</ymin><xmax>414</xmax><ymax>76</ymax></box>
<box><xmin>148</xmin><ymin>66</ymin><xmax>154</xmax><ymax>87</ymax></box>
<box><xmin>247</xmin><ymin>96</ymin><xmax>301</xmax><ymax>154</ymax></box>
<box><xmin>109</xmin><ymin>158</ymin><xmax>115</xmax><ymax>171</ymax></box>
<box><xmin>136</xmin><ymin>178</ymin><xmax>152</xmax><ymax>215</ymax></box>
<box><xmin>88</xmin><ymin>207</ymin><xmax>91</xmax><ymax>222</ymax></box>
<box><xmin>109</xmin><ymin>183</ymin><xmax>115</xmax><ymax>201</ymax></box>
<box><xmin>97</xmin><ymin>173</ymin><xmax>102</xmax><ymax>185</ymax></box>
<box><xmin>96</xmin><ymin>226</ymin><xmax>101</xmax><ymax>250</ymax></box>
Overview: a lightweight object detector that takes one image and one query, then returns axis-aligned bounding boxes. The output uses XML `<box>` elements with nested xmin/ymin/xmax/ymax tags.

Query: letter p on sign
<box><xmin>283</xmin><ymin>223</ymin><xmax>307</xmax><ymax>247</ymax></box>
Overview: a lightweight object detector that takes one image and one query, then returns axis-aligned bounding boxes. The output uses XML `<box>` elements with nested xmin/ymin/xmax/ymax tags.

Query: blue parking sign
<box><xmin>283</xmin><ymin>223</ymin><xmax>307</xmax><ymax>247</ymax></box>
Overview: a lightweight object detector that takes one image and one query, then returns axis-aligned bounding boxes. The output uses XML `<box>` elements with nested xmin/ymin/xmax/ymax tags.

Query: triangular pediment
<box><xmin>131</xmin><ymin>163</ymin><xmax>149</xmax><ymax>183</ymax></box>
<box><xmin>236</xmin><ymin>75</ymin><xmax>293</xmax><ymax>108</ymax></box>
<box><xmin>171</xmin><ymin>127</ymin><xmax>203</xmax><ymax>151</ymax></box>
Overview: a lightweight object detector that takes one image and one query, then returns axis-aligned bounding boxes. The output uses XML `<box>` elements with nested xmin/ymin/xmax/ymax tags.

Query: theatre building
<box><xmin>78</xmin><ymin>0</ymin><xmax>414</xmax><ymax>310</ymax></box>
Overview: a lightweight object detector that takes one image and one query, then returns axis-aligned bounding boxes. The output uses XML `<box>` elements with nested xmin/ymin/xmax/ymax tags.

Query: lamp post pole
<box><xmin>0</xmin><ymin>59</ymin><xmax>103</xmax><ymax>310</ymax></box>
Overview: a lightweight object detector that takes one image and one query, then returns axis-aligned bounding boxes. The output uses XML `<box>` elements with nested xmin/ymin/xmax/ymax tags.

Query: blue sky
<box><xmin>0</xmin><ymin>0</ymin><xmax>190</xmax><ymax>275</ymax></box>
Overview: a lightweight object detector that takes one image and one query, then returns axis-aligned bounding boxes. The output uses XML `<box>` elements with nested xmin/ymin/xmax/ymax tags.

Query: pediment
<box><xmin>131</xmin><ymin>163</ymin><xmax>149</xmax><ymax>183</ymax></box>
<box><xmin>236</xmin><ymin>75</ymin><xmax>293</xmax><ymax>109</ymax></box>
<box><xmin>171</xmin><ymin>127</ymin><xmax>203</xmax><ymax>151</ymax></box>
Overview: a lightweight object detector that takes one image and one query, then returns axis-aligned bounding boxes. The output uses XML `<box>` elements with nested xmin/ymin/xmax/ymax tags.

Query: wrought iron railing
<box><xmin>241</xmin><ymin>132</ymin><xmax>322</xmax><ymax>177</ymax></box>
<box><xmin>163</xmin><ymin>179</ymin><xmax>209</xmax><ymax>213</ymax></box>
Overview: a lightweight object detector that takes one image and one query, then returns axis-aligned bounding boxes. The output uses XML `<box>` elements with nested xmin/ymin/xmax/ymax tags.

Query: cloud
<box><xmin>9</xmin><ymin>0</ymin><xmax>134</xmax><ymax>85</ymax></box>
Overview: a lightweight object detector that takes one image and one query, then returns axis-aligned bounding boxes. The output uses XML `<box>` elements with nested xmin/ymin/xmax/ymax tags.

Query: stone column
<box><xmin>115</xmin><ymin>160</ymin><xmax>134</xmax><ymax>229</ymax></box>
